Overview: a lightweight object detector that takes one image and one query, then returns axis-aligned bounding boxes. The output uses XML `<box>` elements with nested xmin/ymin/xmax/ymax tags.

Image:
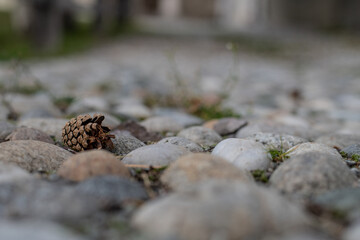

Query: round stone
<box><xmin>315</xmin><ymin>133</ymin><xmax>360</xmax><ymax>149</ymax></box>
<box><xmin>132</xmin><ymin>181</ymin><xmax>312</xmax><ymax>240</ymax></box>
<box><xmin>286</xmin><ymin>142</ymin><xmax>342</xmax><ymax>159</ymax></box>
<box><xmin>212</xmin><ymin>138</ymin><xmax>271</xmax><ymax>171</ymax></box>
<box><xmin>114</xmin><ymin>104</ymin><xmax>152</xmax><ymax>119</ymax></box>
<box><xmin>270</xmin><ymin>152</ymin><xmax>357</xmax><ymax>198</ymax></box>
<box><xmin>177</xmin><ymin>126</ymin><xmax>222</xmax><ymax>147</ymax></box>
<box><xmin>17</xmin><ymin>118</ymin><xmax>68</xmax><ymax>141</ymax></box>
<box><xmin>122</xmin><ymin>144</ymin><xmax>190</xmax><ymax>166</ymax></box>
<box><xmin>0</xmin><ymin>140</ymin><xmax>72</xmax><ymax>172</ymax></box>
<box><xmin>161</xmin><ymin>153</ymin><xmax>253</xmax><ymax>191</ymax></box>
<box><xmin>58</xmin><ymin>150</ymin><xmax>130</xmax><ymax>182</ymax></box>
<box><xmin>245</xmin><ymin>132</ymin><xmax>307</xmax><ymax>151</ymax></box>
<box><xmin>75</xmin><ymin>176</ymin><xmax>148</xmax><ymax>209</ymax></box>
<box><xmin>158</xmin><ymin>137</ymin><xmax>204</xmax><ymax>153</ymax></box>
<box><xmin>5</xmin><ymin>127</ymin><xmax>54</xmax><ymax>144</ymax></box>
<box><xmin>109</xmin><ymin>132</ymin><xmax>145</xmax><ymax>156</ymax></box>
<box><xmin>141</xmin><ymin>116</ymin><xmax>183</xmax><ymax>133</ymax></box>
<box><xmin>213</xmin><ymin>118</ymin><xmax>248</xmax><ymax>136</ymax></box>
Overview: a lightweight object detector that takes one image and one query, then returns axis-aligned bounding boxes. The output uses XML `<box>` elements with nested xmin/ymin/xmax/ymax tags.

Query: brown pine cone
<box><xmin>62</xmin><ymin>114</ymin><xmax>114</xmax><ymax>151</ymax></box>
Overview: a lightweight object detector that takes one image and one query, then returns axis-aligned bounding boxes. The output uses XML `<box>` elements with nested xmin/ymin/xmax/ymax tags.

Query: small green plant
<box><xmin>190</xmin><ymin>103</ymin><xmax>240</xmax><ymax>121</ymax></box>
<box><xmin>351</xmin><ymin>154</ymin><xmax>360</xmax><ymax>162</ymax></box>
<box><xmin>268</xmin><ymin>148</ymin><xmax>290</xmax><ymax>163</ymax></box>
<box><xmin>340</xmin><ymin>151</ymin><xmax>348</xmax><ymax>158</ymax></box>
<box><xmin>251</xmin><ymin>170</ymin><xmax>268</xmax><ymax>183</ymax></box>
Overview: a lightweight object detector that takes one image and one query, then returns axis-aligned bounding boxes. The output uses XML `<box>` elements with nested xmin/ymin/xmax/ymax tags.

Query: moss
<box><xmin>268</xmin><ymin>148</ymin><xmax>289</xmax><ymax>163</ymax></box>
<box><xmin>351</xmin><ymin>154</ymin><xmax>360</xmax><ymax>162</ymax></box>
<box><xmin>340</xmin><ymin>151</ymin><xmax>348</xmax><ymax>158</ymax></box>
<box><xmin>190</xmin><ymin>104</ymin><xmax>240</xmax><ymax>121</ymax></box>
<box><xmin>251</xmin><ymin>170</ymin><xmax>268</xmax><ymax>183</ymax></box>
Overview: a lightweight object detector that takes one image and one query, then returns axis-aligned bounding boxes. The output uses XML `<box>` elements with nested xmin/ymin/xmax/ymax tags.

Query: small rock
<box><xmin>213</xmin><ymin>118</ymin><xmax>248</xmax><ymax>136</ymax></box>
<box><xmin>67</xmin><ymin>97</ymin><xmax>109</xmax><ymax>114</ymax></box>
<box><xmin>58</xmin><ymin>150</ymin><xmax>130</xmax><ymax>182</ymax></box>
<box><xmin>75</xmin><ymin>176</ymin><xmax>148</xmax><ymax>209</ymax></box>
<box><xmin>122</xmin><ymin>144</ymin><xmax>190</xmax><ymax>166</ymax></box>
<box><xmin>153</xmin><ymin>108</ymin><xmax>203</xmax><ymax>127</ymax></box>
<box><xmin>246</xmin><ymin>132</ymin><xmax>307</xmax><ymax>151</ymax></box>
<box><xmin>287</xmin><ymin>142</ymin><xmax>342</xmax><ymax>159</ymax></box>
<box><xmin>5</xmin><ymin>127</ymin><xmax>54</xmax><ymax>144</ymax></box>
<box><xmin>109</xmin><ymin>133</ymin><xmax>145</xmax><ymax>156</ymax></box>
<box><xmin>17</xmin><ymin>118</ymin><xmax>68</xmax><ymax>141</ymax></box>
<box><xmin>113</xmin><ymin>121</ymin><xmax>163</xmax><ymax>143</ymax></box>
<box><xmin>212</xmin><ymin>138</ymin><xmax>270</xmax><ymax>171</ymax></box>
<box><xmin>158</xmin><ymin>137</ymin><xmax>203</xmax><ymax>153</ymax></box>
<box><xmin>0</xmin><ymin>121</ymin><xmax>16</xmax><ymax>142</ymax></box>
<box><xmin>114</xmin><ymin>104</ymin><xmax>152</xmax><ymax>119</ymax></box>
<box><xmin>270</xmin><ymin>152</ymin><xmax>357</xmax><ymax>198</ymax></box>
<box><xmin>178</xmin><ymin>126</ymin><xmax>222</xmax><ymax>147</ymax></box>
<box><xmin>141</xmin><ymin>116</ymin><xmax>183</xmax><ymax>133</ymax></box>
<box><xmin>161</xmin><ymin>153</ymin><xmax>253</xmax><ymax>191</ymax></box>
<box><xmin>0</xmin><ymin>162</ymin><xmax>34</xmax><ymax>183</ymax></box>
<box><xmin>315</xmin><ymin>133</ymin><xmax>360</xmax><ymax>149</ymax></box>
<box><xmin>0</xmin><ymin>220</ymin><xmax>85</xmax><ymax>240</ymax></box>
<box><xmin>0</xmin><ymin>140</ymin><xmax>72</xmax><ymax>172</ymax></box>
<box><xmin>342</xmin><ymin>144</ymin><xmax>360</xmax><ymax>157</ymax></box>
<box><xmin>132</xmin><ymin>181</ymin><xmax>312</xmax><ymax>240</ymax></box>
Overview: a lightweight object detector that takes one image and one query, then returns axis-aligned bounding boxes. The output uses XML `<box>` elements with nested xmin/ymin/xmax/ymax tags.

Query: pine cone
<box><xmin>62</xmin><ymin>114</ymin><xmax>114</xmax><ymax>152</ymax></box>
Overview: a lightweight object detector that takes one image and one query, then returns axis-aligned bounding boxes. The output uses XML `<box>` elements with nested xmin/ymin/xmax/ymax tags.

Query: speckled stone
<box><xmin>177</xmin><ymin>126</ymin><xmax>222</xmax><ymax>147</ymax></box>
<box><xmin>0</xmin><ymin>140</ymin><xmax>72</xmax><ymax>172</ymax></box>
<box><xmin>342</xmin><ymin>144</ymin><xmax>360</xmax><ymax>157</ymax></box>
<box><xmin>109</xmin><ymin>133</ymin><xmax>145</xmax><ymax>156</ymax></box>
<box><xmin>158</xmin><ymin>137</ymin><xmax>204</xmax><ymax>153</ymax></box>
<box><xmin>17</xmin><ymin>118</ymin><xmax>68</xmax><ymax>141</ymax></box>
<box><xmin>58</xmin><ymin>150</ymin><xmax>130</xmax><ymax>182</ymax></box>
<box><xmin>270</xmin><ymin>152</ymin><xmax>357</xmax><ymax>198</ymax></box>
<box><xmin>245</xmin><ymin>132</ymin><xmax>307</xmax><ymax>151</ymax></box>
<box><xmin>286</xmin><ymin>142</ymin><xmax>342</xmax><ymax>160</ymax></box>
<box><xmin>161</xmin><ymin>153</ymin><xmax>253</xmax><ymax>191</ymax></box>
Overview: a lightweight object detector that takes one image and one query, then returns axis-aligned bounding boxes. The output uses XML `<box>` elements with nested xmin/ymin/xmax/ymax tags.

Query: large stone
<box><xmin>0</xmin><ymin>162</ymin><xmax>34</xmax><ymax>184</ymax></box>
<box><xmin>122</xmin><ymin>144</ymin><xmax>190</xmax><ymax>166</ymax></box>
<box><xmin>245</xmin><ymin>132</ymin><xmax>308</xmax><ymax>151</ymax></box>
<box><xmin>133</xmin><ymin>181</ymin><xmax>312</xmax><ymax>240</ymax></box>
<box><xmin>5</xmin><ymin>127</ymin><xmax>54</xmax><ymax>144</ymax></box>
<box><xmin>158</xmin><ymin>137</ymin><xmax>204</xmax><ymax>153</ymax></box>
<box><xmin>17</xmin><ymin>118</ymin><xmax>68</xmax><ymax>141</ymax></box>
<box><xmin>0</xmin><ymin>140</ymin><xmax>72</xmax><ymax>172</ymax></box>
<box><xmin>0</xmin><ymin>220</ymin><xmax>85</xmax><ymax>240</ymax></box>
<box><xmin>178</xmin><ymin>126</ymin><xmax>222</xmax><ymax>147</ymax></box>
<box><xmin>58</xmin><ymin>150</ymin><xmax>130</xmax><ymax>182</ymax></box>
<box><xmin>212</xmin><ymin>138</ymin><xmax>271</xmax><ymax>171</ymax></box>
<box><xmin>161</xmin><ymin>153</ymin><xmax>253</xmax><ymax>191</ymax></box>
<box><xmin>286</xmin><ymin>142</ymin><xmax>342</xmax><ymax>159</ymax></box>
<box><xmin>315</xmin><ymin>133</ymin><xmax>360</xmax><ymax>149</ymax></box>
<box><xmin>270</xmin><ymin>152</ymin><xmax>357</xmax><ymax>198</ymax></box>
<box><xmin>141</xmin><ymin>116</ymin><xmax>183</xmax><ymax>133</ymax></box>
<box><xmin>109</xmin><ymin>133</ymin><xmax>145</xmax><ymax>156</ymax></box>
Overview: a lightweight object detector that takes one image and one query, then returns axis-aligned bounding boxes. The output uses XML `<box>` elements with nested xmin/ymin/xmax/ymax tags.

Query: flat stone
<box><xmin>0</xmin><ymin>121</ymin><xmax>16</xmax><ymax>142</ymax></box>
<box><xmin>122</xmin><ymin>144</ymin><xmax>190</xmax><ymax>166</ymax></box>
<box><xmin>0</xmin><ymin>220</ymin><xmax>85</xmax><ymax>240</ymax></box>
<box><xmin>315</xmin><ymin>133</ymin><xmax>360</xmax><ymax>149</ymax></box>
<box><xmin>178</xmin><ymin>126</ymin><xmax>222</xmax><ymax>147</ymax></box>
<box><xmin>109</xmin><ymin>133</ymin><xmax>145</xmax><ymax>156</ymax></box>
<box><xmin>342</xmin><ymin>144</ymin><xmax>360</xmax><ymax>157</ymax></box>
<box><xmin>270</xmin><ymin>152</ymin><xmax>357</xmax><ymax>198</ymax></box>
<box><xmin>132</xmin><ymin>181</ymin><xmax>312</xmax><ymax>240</ymax></box>
<box><xmin>141</xmin><ymin>116</ymin><xmax>183</xmax><ymax>133</ymax></box>
<box><xmin>75</xmin><ymin>176</ymin><xmax>148</xmax><ymax>209</ymax></box>
<box><xmin>161</xmin><ymin>153</ymin><xmax>253</xmax><ymax>191</ymax></box>
<box><xmin>212</xmin><ymin>138</ymin><xmax>270</xmax><ymax>171</ymax></box>
<box><xmin>246</xmin><ymin>132</ymin><xmax>307</xmax><ymax>151</ymax></box>
<box><xmin>58</xmin><ymin>150</ymin><xmax>130</xmax><ymax>182</ymax></box>
<box><xmin>0</xmin><ymin>140</ymin><xmax>72</xmax><ymax>172</ymax></box>
<box><xmin>213</xmin><ymin>118</ymin><xmax>248</xmax><ymax>136</ymax></box>
<box><xmin>5</xmin><ymin>127</ymin><xmax>54</xmax><ymax>144</ymax></box>
<box><xmin>158</xmin><ymin>137</ymin><xmax>204</xmax><ymax>153</ymax></box>
<box><xmin>17</xmin><ymin>118</ymin><xmax>68</xmax><ymax>141</ymax></box>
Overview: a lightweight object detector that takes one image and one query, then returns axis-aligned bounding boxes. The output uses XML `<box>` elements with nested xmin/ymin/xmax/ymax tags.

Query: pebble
<box><xmin>342</xmin><ymin>144</ymin><xmax>360</xmax><ymax>157</ymax></box>
<box><xmin>153</xmin><ymin>108</ymin><xmax>203</xmax><ymax>127</ymax></box>
<box><xmin>315</xmin><ymin>133</ymin><xmax>360</xmax><ymax>149</ymax></box>
<box><xmin>245</xmin><ymin>132</ymin><xmax>307</xmax><ymax>151</ymax></box>
<box><xmin>270</xmin><ymin>152</ymin><xmax>357</xmax><ymax>198</ymax></box>
<box><xmin>109</xmin><ymin>133</ymin><xmax>145</xmax><ymax>156</ymax></box>
<box><xmin>0</xmin><ymin>140</ymin><xmax>72</xmax><ymax>172</ymax></box>
<box><xmin>58</xmin><ymin>150</ymin><xmax>130</xmax><ymax>182</ymax></box>
<box><xmin>161</xmin><ymin>153</ymin><xmax>253</xmax><ymax>191</ymax></box>
<box><xmin>66</xmin><ymin>97</ymin><xmax>109</xmax><ymax>114</ymax></box>
<box><xmin>122</xmin><ymin>144</ymin><xmax>190</xmax><ymax>166</ymax></box>
<box><xmin>177</xmin><ymin>126</ymin><xmax>222</xmax><ymax>147</ymax></box>
<box><xmin>140</xmin><ymin>116</ymin><xmax>183</xmax><ymax>133</ymax></box>
<box><xmin>212</xmin><ymin>138</ymin><xmax>270</xmax><ymax>171</ymax></box>
<box><xmin>213</xmin><ymin>118</ymin><xmax>248</xmax><ymax>136</ymax></box>
<box><xmin>0</xmin><ymin>121</ymin><xmax>16</xmax><ymax>142</ymax></box>
<box><xmin>158</xmin><ymin>136</ymin><xmax>204</xmax><ymax>153</ymax></box>
<box><xmin>113</xmin><ymin>121</ymin><xmax>163</xmax><ymax>143</ymax></box>
<box><xmin>5</xmin><ymin>127</ymin><xmax>54</xmax><ymax>144</ymax></box>
<box><xmin>0</xmin><ymin>220</ymin><xmax>85</xmax><ymax>240</ymax></box>
<box><xmin>114</xmin><ymin>103</ymin><xmax>152</xmax><ymax>119</ymax></box>
<box><xmin>286</xmin><ymin>142</ymin><xmax>342</xmax><ymax>159</ymax></box>
<box><xmin>132</xmin><ymin>181</ymin><xmax>311</xmax><ymax>240</ymax></box>
<box><xmin>17</xmin><ymin>118</ymin><xmax>68</xmax><ymax>141</ymax></box>
<box><xmin>75</xmin><ymin>176</ymin><xmax>148</xmax><ymax>209</ymax></box>
<box><xmin>0</xmin><ymin>162</ymin><xmax>34</xmax><ymax>183</ymax></box>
